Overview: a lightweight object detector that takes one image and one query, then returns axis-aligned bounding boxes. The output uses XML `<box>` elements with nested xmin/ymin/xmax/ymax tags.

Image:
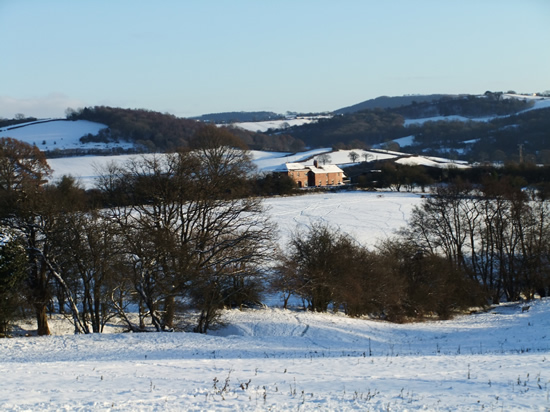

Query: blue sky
<box><xmin>1</xmin><ymin>0</ymin><xmax>548</xmax><ymax>118</ymax></box>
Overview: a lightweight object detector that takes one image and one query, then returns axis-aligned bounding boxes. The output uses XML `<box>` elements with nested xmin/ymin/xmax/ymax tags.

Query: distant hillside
<box><xmin>333</xmin><ymin>94</ymin><xmax>451</xmax><ymax>114</ymax></box>
<box><xmin>0</xmin><ymin>116</ymin><xmax>39</xmax><ymax>128</ymax></box>
<box><xmin>393</xmin><ymin>93</ymin><xmax>534</xmax><ymax>119</ymax></box>
<box><xmin>285</xmin><ymin>95</ymin><xmax>549</xmax><ymax>164</ymax></box>
<box><xmin>191</xmin><ymin>111</ymin><xmax>284</xmax><ymax>123</ymax></box>
<box><xmin>67</xmin><ymin>106</ymin><xmax>201</xmax><ymax>152</ymax></box>
<box><xmin>65</xmin><ymin>106</ymin><xmax>304</xmax><ymax>153</ymax></box>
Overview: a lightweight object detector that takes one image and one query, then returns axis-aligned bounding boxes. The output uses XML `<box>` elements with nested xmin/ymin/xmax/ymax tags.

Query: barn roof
<box><xmin>276</xmin><ymin>162</ymin><xmax>345</xmax><ymax>175</ymax></box>
<box><xmin>277</xmin><ymin>162</ymin><xmax>310</xmax><ymax>172</ymax></box>
<box><xmin>308</xmin><ymin>164</ymin><xmax>344</xmax><ymax>174</ymax></box>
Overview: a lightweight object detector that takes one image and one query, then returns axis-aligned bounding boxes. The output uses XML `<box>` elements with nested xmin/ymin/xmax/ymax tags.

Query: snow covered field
<box><xmin>1</xmin><ymin>299</ymin><xmax>548</xmax><ymax>411</ymax></box>
<box><xmin>233</xmin><ymin>116</ymin><xmax>330</xmax><ymax>133</ymax></box>
<box><xmin>265</xmin><ymin>191</ymin><xmax>422</xmax><ymax>248</ymax></box>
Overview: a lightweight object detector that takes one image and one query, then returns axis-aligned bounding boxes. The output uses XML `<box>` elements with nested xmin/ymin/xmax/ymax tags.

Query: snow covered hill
<box><xmin>232</xmin><ymin>116</ymin><xmax>330</xmax><ymax>133</ymax></box>
<box><xmin>1</xmin><ymin>298</ymin><xmax>548</xmax><ymax>411</ymax></box>
<box><xmin>0</xmin><ymin>119</ymin><xmax>133</xmax><ymax>152</ymax></box>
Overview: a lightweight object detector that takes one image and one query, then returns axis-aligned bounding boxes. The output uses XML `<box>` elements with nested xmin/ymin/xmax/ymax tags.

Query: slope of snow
<box><xmin>47</xmin><ymin>149</ymin><xmax>338</xmax><ymax>187</ymax></box>
<box><xmin>396</xmin><ymin>155</ymin><xmax>470</xmax><ymax>169</ymax></box>
<box><xmin>504</xmin><ymin>93</ymin><xmax>550</xmax><ymax>111</ymax></box>
<box><xmin>0</xmin><ymin>119</ymin><xmax>133</xmax><ymax>152</ymax></box>
<box><xmin>404</xmin><ymin>114</ymin><xmax>494</xmax><ymax>126</ymax></box>
<box><xmin>312</xmin><ymin>149</ymin><xmax>397</xmax><ymax>166</ymax></box>
<box><xmin>522</xmin><ymin>97</ymin><xmax>550</xmax><ymax>111</ymax></box>
<box><xmin>233</xmin><ymin>116</ymin><xmax>330</xmax><ymax>133</ymax></box>
<box><xmin>266</xmin><ymin>191</ymin><xmax>422</xmax><ymax>247</ymax></box>
<box><xmin>1</xmin><ymin>298</ymin><xmax>548</xmax><ymax>411</ymax></box>
<box><xmin>47</xmin><ymin>154</ymin><xmax>144</xmax><ymax>186</ymax></box>
<box><xmin>251</xmin><ymin>148</ymin><xmax>332</xmax><ymax>171</ymax></box>
<box><xmin>392</xmin><ymin>134</ymin><xmax>415</xmax><ymax>147</ymax></box>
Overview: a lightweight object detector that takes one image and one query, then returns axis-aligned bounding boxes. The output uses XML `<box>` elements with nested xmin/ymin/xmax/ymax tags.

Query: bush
<box><xmin>273</xmin><ymin>224</ymin><xmax>485</xmax><ymax>322</ymax></box>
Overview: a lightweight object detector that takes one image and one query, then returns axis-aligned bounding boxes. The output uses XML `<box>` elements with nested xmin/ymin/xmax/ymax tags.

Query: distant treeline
<box><xmin>333</xmin><ymin>94</ymin><xmax>451</xmax><ymax>115</ymax></box>
<box><xmin>287</xmin><ymin>109</ymin><xmax>406</xmax><ymax>148</ymax></box>
<box><xmin>393</xmin><ymin>92</ymin><xmax>533</xmax><ymax>119</ymax></box>
<box><xmin>67</xmin><ymin>106</ymin><xmax>305</xmax><ymax>153</ymax></box>
<box><xmin>346</xmin><ymin>161</ymin><xmax>550</xmax><ymax>195</ymax></box>
<box><xmin>191</xmin><ymin>111</ymin><xmax>284</xmax><ymax>123</ymax></box>
<box><xmin>0</xmin><ymin>117</ymin><xmax>38</xmax><ymax>129</ymax></box>
<box><xmin>67</xmin><ymin>106</ymin><xmax>201</xmax><ymax>151</ymax></box>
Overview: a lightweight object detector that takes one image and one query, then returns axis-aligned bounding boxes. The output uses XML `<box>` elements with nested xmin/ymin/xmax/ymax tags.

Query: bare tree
<box><xmin>403</xmin><ymin>178</ymin><xmax>550</xmax><ymax>304</ymax></box>
<box><xmin>0</xmin><ymin>138</ymin><xmax>54</xmax><ymax>335</ymax></box>
<box><xmin>52</xmin><ymin>206</ymin><xmax>122</xmax><ymax>333</ymax></box>
<box><xmin>348</xmin><ymin>151</ymin><xmax>359</xmax><ymax>163</ymax></box>
<box><xmin>98</xmin><ymin>126</ymin><xmax>275</xmax><ymax>333</ymax></box>
<box><xmin>362</xmin><ymin>152</ymin><xmax>373</xmax><ymax>163</ymax></box>
<box><xmin>279</xmin><ymin>224</ymin><xmax>356</xmax><ymax>312</ymax></box>
<box><xmin>317</xmin><ymin>154</ymin><xmax>331</xmax><ymax>165</ymax></box>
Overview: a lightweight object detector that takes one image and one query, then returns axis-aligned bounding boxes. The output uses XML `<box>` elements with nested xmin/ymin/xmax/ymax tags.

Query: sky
<box><xmin>1</xmin><ymin>0</ymin><xmax>549</xmax><ymax>119</ymax></box>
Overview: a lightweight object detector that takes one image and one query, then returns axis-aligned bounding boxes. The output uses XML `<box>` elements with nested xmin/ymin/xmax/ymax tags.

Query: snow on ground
<box><xmin>0</xmin><ymin>119</ymin><xmax>133</xmax><ymax>152</ymax></box>
<box><xmin>391</xmin><ymin>135</ymin><xmax>415</xmax><ymax>147</ymax></box>
<box><xmin>404</xmin><ymin>114</ymin><xmax>495</xmax><ymax>127</ymax></box>
<box><xmin>312</xmin><ymin>149</ymin><xmax>397</xmax><ymax>166</ymax></box>
<box><xmin>233</xmin><ymin>116</ymin><xmax>330</xmax><ymax>133</ymax></box>
<box><xmin>505</xmin><ymin>93</ymin><xmax>550</xmax><ymax>112</ymax></box>
<box><xmin>266</xmin><ymin>191</ymin><xmax>421</xmax><ymax>248</ymax></box>
<box><xmin>396</xmin><ymin>155</ymin><xmax>470</xmax><ymax>169</ymax></box>
<box><xmin>47</xmin><ymin>154</ymin><xmax>145</xmax><ymax>187</ymax></box>
<box><xmin>250</xmin><ymin>148</ymin><xmax>332</xmax><ymax>172</ymax></box>
<box><xmin>1</xmin><ymin>298</ymin><xmax>548</xmax><ymax>411</ymax></box>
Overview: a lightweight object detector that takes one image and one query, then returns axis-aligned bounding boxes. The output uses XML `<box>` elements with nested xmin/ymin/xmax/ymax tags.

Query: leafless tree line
<box><xmin>272</xmin><ymin>178</ymin><xmax>550</xmax><ymax>321</ymax></box>
<box><xmin>403</xmin><ymin>178</ymin><xmax>550</xmax><ymax>304</ymax></box>
<box><xmin>0</xmin><ymin>127</ymin><xmax>274</xmax><ymax>335</ymax></box>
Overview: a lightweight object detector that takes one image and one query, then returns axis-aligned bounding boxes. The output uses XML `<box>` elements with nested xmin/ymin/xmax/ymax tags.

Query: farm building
<box><xmin>276</xmin><ymin>160</ymin><xmax>346</xmax><ymax>188</ymax></box>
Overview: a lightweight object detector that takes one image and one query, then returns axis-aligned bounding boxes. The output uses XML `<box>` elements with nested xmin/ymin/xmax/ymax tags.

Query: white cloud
<box><xmin>0</xmin><ymin>93</ymin><xmax>87</xmax><ymax>119</ymax></box>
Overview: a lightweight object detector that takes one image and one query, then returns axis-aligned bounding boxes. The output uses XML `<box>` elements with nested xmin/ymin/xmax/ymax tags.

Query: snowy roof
<box><xmin>308</xmin><ymin>164</ymin><xmax>344</xmax><ymax>174</ymax></box>
<box><xmin>276</xmin><ymin>162</ymin><xmax>344</xmax><ymax>174</ymax></box>
<box><xmin>276</xmin><ymin>163</ymin><xmax>308</xmax><ymax>172</ymax></box>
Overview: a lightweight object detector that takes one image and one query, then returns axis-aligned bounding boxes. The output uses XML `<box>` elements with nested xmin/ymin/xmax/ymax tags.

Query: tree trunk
<box><xmin>35</xmin><ymin>304</ymin><xmax>50</xmax><ymax>336</ymax></box>
<box><xmin>163</xmin><ymin>296</ymin><xmax>175</xmax><ymax>330</ymax></box>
